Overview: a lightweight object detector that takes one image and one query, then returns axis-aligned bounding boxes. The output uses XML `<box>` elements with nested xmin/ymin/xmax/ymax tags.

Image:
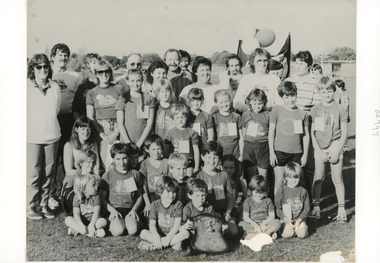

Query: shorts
<box><xmin>115</xmin><ymin>207</ymin><xmax>133</xmax><ymax>218</ymax></box>
<box><xmin>275</xmin><ymin>151</ymin><xmax>302</xmax><ymax>166</ymax></box>
<box><xmin>242</xmin><ymin>141</ymin><xmax>270</xmax><ymax>169</ymax></box>
<box><xmin>314</xmin><ymin>140</ymin><xmax>343</xmax><ymax>160</ymax></box>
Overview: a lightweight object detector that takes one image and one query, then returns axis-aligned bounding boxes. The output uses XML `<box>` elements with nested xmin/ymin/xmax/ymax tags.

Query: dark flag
<box><xmin>270</xmin><ymin>33</ymin><xmax>291</xmax><ymax>80</ymax></box>
<box><xmin>236</xmin><ymin>40</ymin><xmax>249</xmax><ymax>66</ymax></box>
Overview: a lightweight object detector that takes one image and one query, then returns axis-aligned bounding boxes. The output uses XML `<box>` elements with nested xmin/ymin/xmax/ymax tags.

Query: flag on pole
<box><xmin>236</xmin><ymin>40</ymin><xmax>249</xmax><ymax>66</ymax></box>
<box><xmin>270</xmin><ymin>33</ymin><xmax>291</xmax><ymax>80</ymax></box>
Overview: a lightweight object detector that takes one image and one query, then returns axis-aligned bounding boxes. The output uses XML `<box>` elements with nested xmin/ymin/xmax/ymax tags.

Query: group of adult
<box><xmin>27</xmin><ymin>42</ymin><xmax>321</xmax><ymax>220</ymax></box>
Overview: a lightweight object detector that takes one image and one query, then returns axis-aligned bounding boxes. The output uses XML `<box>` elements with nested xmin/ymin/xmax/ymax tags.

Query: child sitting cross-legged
<box><xmin>275</xmin><ymin>162</ymin><xmax>310</xmax><ymax>239</ymax></box>
<box><xmin>139</xmin><ymin>176</ymin><xmax>189</xmax><ymax>251</ymax></box>
<box><xmin>64</xmin><ymin>170</ymin><xmax>107</xmax><ymax>237</ymax></box>
<box><xmin>238</xmin><ymin>175</ymin><xmax>281</xmax><ymax>240</ymax></box>
<box><xmin>100</xmin><ymin>143</ymin><xmax>145</xmax><ymax>237</ymax></box>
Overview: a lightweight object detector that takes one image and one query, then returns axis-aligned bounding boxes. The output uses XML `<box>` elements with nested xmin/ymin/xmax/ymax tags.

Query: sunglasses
<box><xmin>35</xmin><ymin>65</ymin><xmax>49</xmax><ymax>70</ymax></box>
<box><xmin>130</xmin><ymin>62</ymin><xmax>142</xmax><ymax>67</ymax></box>
<box><xmin>96</xmin><ymin>70</ymin><xmax>111</xmax><ymax>75</ymax></box>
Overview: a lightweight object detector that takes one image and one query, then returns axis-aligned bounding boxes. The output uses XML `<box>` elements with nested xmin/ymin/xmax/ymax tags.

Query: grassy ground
<box><xmin>26</xmin><ymin>144</ymin><xmax>355</xmax><ymax>261</ymax></box>
<box><xmin>27</xmin><ymin>68</ymin><xmax>356</xmax><ymax>262</ymax></box>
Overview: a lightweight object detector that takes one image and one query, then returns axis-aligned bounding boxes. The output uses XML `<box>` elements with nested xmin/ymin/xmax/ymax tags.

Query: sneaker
<box><xmin>48</xmin><ymin>197</ymin><xmax>60</xmax><ymax>210</ymax></box>
<box><xmin>41</xmin><ymin>205</ymin><xmax>55</xmax><ymax>219</ymax></box>
<box><xmin>27</xmin><ymin>206</ymin><xmax>43</xmax><ymax>220</ymax></box>
<box><xmin>271</xmin><ymin>232</ymin><xmax>277</xmax><ymax>240</ymax></box>
<box><xmin>96</xmin><ymin>229</ymin><xmax>106</xmax><ymax>238</ymax></box>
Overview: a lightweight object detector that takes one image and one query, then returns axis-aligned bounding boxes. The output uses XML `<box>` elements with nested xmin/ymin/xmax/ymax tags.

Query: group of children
<box><xmin>61</xmin><ymin>71</ymin><xmax>349</xmax><ymax>252</ymax></box>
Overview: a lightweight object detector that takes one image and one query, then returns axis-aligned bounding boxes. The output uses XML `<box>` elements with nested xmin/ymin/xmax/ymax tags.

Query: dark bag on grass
<box><xmin>191</xmin><ymin>213</ymin><xmax>230</xmax><ymax>254</ymax></box>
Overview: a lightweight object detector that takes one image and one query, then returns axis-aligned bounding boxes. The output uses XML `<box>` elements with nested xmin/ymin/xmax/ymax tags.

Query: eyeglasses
<box><xmin>96</xmin><ymin>70</ymin><xmax>111</xmax><ymax>75</ymax></box>
<box><xmin>130</xmin><ymin>62</ymin><xmax>142</xmax><ymax>67</ymax></box>
<box><xmin>35</xmin><ymin>65</ymin><xmax>49</xmax><ymax>70</ymax></box>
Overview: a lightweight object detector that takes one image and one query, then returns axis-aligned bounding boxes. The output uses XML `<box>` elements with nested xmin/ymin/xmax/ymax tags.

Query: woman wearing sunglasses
<box><xmin>86</xmin><ymin>60</ymin><xmax>125</xmax><ymax>173</ymax></box>
<box><xmin>27</xmin><ymin>53</ymin><xmax>61</xmax><ymax>220</ymax></box>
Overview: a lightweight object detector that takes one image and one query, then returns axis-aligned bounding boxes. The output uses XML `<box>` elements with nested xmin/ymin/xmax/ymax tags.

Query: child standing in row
<box><xmin>139</xmin><ymin>176</ymin><xmax>189</xmax><ymax>251</ymax></box>
<box><xmin>165</xmin><ymin>104</ymin><xmax>200</xmax><ymax>176</ymax></box>
<box><xmin>269</xmin><ymin>81</ymin><xmax>310</xmax><ymax>198</ymax></box>
<box><xmin>242</xmin><ymin>88</ymin><xmax>271</xmax><ymax>181</ymax></box>
<box><xmin>310</xmin><ymin>77</ymin><xmax>348</xmax><ymax>221</ymax></box>
<box><xmin>213</xmin><ymin>89</ymin><xmax>244</xmax><ymax>161</ymax></box>
<box><xmin>116</xmin><ymin>69</ymin><xmax>155</xmax><ymax>149</ymax></box>
<box><xmin>195</xmin><ymin>141</ymin><xmax>239</xmax><ymax>239</ymax></box>
<box><xmin>186</xmin><ymin>88</ymin><xmax>214</xmax><ymax>149</ymax></box>
<box><xmin>275</xmin><ymin>162</ymin><xmax>310</xmax><ymax>239</ymax></box>
<box><xmin>101</xmin><ymin>143</ymin><xmax>145</xmax><ymax>237</ymax></box>
<box><xmin>65</xmin><ymin>173</ymin><xmax>107</xmax><ymax>237</ymax></box>
<box><xmin>239</xmin><ymin>175</ymin><xmax>280</xmax><ymax>240</ymax></box>
<box><xmin>139</xmin><ymin>134</ymin><xmax>170</xmax><ymax>216</ymax></box>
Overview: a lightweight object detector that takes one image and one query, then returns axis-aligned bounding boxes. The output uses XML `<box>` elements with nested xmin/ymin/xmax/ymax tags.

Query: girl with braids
<box><xmin>116</xmin><ymin>69</ymin><xmax>155</xmax><ymax>148</ymax></box>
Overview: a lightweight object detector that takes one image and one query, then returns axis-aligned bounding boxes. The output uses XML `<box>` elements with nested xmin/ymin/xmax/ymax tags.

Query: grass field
<box><xmin>26</xmin><ymin>66</ymin><xmax>356</xmax><ymax>262</ymax></box>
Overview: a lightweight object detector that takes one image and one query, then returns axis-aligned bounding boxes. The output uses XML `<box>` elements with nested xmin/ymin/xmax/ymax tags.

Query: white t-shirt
<box><xmin>233</xmin><ymin>73</ymin><xmax>281</xmax><ymax>112</ymax></box>
<box><xmin>179</xmin><ymin>83</ymin><xmax>222</xmax><ymax>113</ymax></box>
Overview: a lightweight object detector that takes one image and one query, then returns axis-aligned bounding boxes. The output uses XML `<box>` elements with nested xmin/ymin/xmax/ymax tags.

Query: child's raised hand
<box><xmin>270</xmin><ymin>153</ymin><xmax>277</xmax><ymax>167</ymax></box>
<box><xmin>300</xmin><ymin>153</ymin><xmax>308</xmax><ymax>167</ymax></box>
<box><xmin>161</xmin><ymin>236</ymin><xmax>171</xmax><ymax>247</ymax></box>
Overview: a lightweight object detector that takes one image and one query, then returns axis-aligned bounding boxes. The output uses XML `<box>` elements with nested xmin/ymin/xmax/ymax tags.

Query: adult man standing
<box><xmin>50</xmin><ymin>43</ymin><xmax>83</xmax><ymax>209</ymax></box>
<box><xmin>116</xmin><ymin>53</ymin><xmax>143</xmax><ymax>89</ymax></box>
<box><xmin>218</xmin><ymin>54</ymin><xmax>243</xmax><ymax>89</ymax></box>
<box><xmin>164</xmin><ymin>49</ymin><xmax>193</xmax><ymax>99</ymax></box>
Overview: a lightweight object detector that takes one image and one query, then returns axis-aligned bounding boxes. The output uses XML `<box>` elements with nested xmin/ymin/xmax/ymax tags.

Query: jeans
<box><xmin>27</xmin><ymin>141</ymin><xmax>59</xmax><ymax>207</ymax></box>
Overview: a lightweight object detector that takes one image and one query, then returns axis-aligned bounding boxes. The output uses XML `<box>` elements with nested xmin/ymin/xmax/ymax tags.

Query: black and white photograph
<box><xmin>3</xmin><ymin>0</ymin><xmax>380</xmax><ymax>262</ymax></box>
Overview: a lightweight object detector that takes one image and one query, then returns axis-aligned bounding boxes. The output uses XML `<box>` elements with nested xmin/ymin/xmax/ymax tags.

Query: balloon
<box><xmin>236</xmin><ymin>21</ymin><xmax>257</xmax><ymax>40</ymax></box>
<box><xmin>256</xmin><ymin>28</ymin><xmax>276</xmax><ymax>47</ymax></box>
<box><xmin>242</xmin><ymin>37</ymin><xmax>260</xmax><ymax>55</ymax></box>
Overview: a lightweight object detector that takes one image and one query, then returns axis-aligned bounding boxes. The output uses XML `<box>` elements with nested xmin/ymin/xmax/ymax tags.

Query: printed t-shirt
<box><xmin>242</xmin><ymin>197</ymin><xmax>274</xmax><ymax>224</ymax></box>
<box><xmin>86</xmin><ymin>83</ymin><xmax>125</xmax><ymax>120</ymax></box>
<box><xmin>155</xmin><ymin>103</ymin><xmax>175</xmax><ymax>139</ymax></box>
<box><xmin>270</xmin><ymin>105</ymin><xmax>308</xmax><ymax>154</ymax></box>
<box><xmin>285</xmin><ymin>75</ymin><xmax>319</xmax><ymax>111</ymax></box>
<box><xmin>149</xmin><ymin>199</ymin><xmax>183</xmax><ymax>235</ymax></box>
<box><xmin>195</xmin><ymin>169</ymin><xmax>233</xmax><ymax>213</ymax></box>
<box><xmin>242</xmin><ymin>110</ymin><xmax>270</xmax><ymax>142</ymax></box>
<box><xmin>275</xmin><ymin>185</ymin><xmax>310</xmax><ymax>221</ymax></box>
<box><xmin>187</xmin><ymin>110</ymin><xmax>214</xmax><ymax>146</ymax></box>
<box><xmin>73</xmin><ymin>194</ymin><xmax>101</xmax><ymax>221</ymax></box>
<box><xmin>182</xmin><ymin>201</ymin><xmax>214</xmax><ymax>223</ymax></box>
<box><xmin>165</xmin><ymin>127</ymin><xmax>199</xmax><ymax>160</ymax></box>
<box><xmin>310</xmin><ymin>101</ymin><xmax>348</xmax><ymax>149</ymax></box>
<box><xmin>139</xmin><ymin>158</ymin><xmax>170</xmax><ymax>194</ymax></box>
<box><xmin>115</xmin><ymin>93</ymin><xmax>156</xmax><ymax>143</ymax></box>
<box><xmin>101</xmin><ymin>166</ymin><xmax>145</xmax><ymax>209</ymax></box>
<box><xmin>213</xmin><ymin>112</ymin><xmax>242</xmax><ymax>158</ymax></box>
<box><xmin>53</xmin><ymin>70</ymin><xmax>83</xmax><ymax>114</ymax></box>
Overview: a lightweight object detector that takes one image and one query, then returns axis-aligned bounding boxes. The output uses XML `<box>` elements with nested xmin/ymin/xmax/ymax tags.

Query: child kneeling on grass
<box><xmin>100</xmin><ymin>143</ymin><xmax>145</xmax><ymax>237</ymax></box>
<box><xmin>275</xmin><ymin>162</ymin><xmax>310</xmax><ymax>239</ymax></box>
<box><xmin>238</xmin><ymin>175</ymin><xmax>280</xmax><ymax>240</ymax></box>
<box><xmin>139</xmin><ymin>176</ymin><xmax>189</xmax><ymax>251</ymax></box>
<box><xmin>64</xmin><ymin>173</ymin><xmax>107</xmax><ymax>237</ymax></box>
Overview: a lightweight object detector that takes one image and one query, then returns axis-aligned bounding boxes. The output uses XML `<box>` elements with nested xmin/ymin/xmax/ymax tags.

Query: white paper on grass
<box><xmin>240</xmin><ymin>233</ymin><xmax>273</xmax><ymax>252</ymax></box>
<box><xmin>320</xmin><ymin>250</ymin><xmax>345</xmax><ymax>262</ymax></box>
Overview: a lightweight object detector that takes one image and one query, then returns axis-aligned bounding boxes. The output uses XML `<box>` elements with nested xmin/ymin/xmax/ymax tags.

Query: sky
<box><xmin>27</xmin><ymin>0</ymin><xmax>356</xmax><ymax>58</ymax></box>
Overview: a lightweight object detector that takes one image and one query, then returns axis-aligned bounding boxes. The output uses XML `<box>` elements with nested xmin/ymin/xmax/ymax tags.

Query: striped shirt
<box><xmin>285</xmin><ymin>75</ymin><xmax>319</xmax><ymax>112</ymax></box>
